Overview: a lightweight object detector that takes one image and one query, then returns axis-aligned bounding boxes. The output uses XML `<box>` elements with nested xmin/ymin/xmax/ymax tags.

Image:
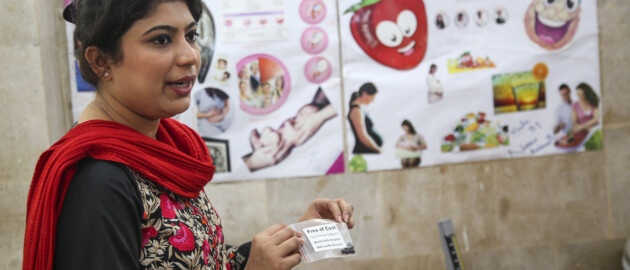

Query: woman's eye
<box><xmin>187</xmin><ymin>31</ymin><xmax>200</xmax><ymax>41</ymax></box>
<box><xmin>152</xmin><ymin>35</ymin><xmax>171</xmax><ymax>45</ymax></box>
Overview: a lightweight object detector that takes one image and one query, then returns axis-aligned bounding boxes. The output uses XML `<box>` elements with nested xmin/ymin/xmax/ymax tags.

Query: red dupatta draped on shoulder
<box><xmin>23</xmin><ymin>118</ymin><xmax>215</xmax><ymax>270</ymax></box>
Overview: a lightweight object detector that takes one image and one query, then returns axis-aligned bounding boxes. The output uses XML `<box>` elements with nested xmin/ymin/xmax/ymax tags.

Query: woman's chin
<box><xmin>162</xmin><ymin>100</ymin><xmax>191</xmax><ymax>118</ymax></box>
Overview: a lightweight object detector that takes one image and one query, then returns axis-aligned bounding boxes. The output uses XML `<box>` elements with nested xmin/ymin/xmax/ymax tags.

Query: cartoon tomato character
<box><xmin>458</xmin><ymin>52</ymin><xmax>477</xmax><ymax>68</ymax></box>
<box><xmin>525</xmin><ymin>0</ymin><xmax>581</xmax><ymax>50</ymax></box>
<box><xmin>345</xmin><ymin>0</ymin><xmax>427</xmax><ymax>70</ymax></box>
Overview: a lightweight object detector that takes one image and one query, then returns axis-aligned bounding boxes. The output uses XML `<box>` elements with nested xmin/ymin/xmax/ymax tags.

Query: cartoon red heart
<box><xmin>345</xmin><ymin>0</ymin><xmax>428</xmax><ymax>70</ymax></box>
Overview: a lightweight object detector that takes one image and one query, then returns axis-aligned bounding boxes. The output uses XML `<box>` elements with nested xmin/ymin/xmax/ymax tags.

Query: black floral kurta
<box><xmin>55</xmin><ymin>158</ymin><xmax>249</xmax><ymax>269</ymax></box>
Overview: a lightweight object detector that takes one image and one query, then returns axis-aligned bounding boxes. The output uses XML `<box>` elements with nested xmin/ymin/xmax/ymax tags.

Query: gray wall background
<box><xmin>0</xmin><ymin>0</ymin><xmax>628</xmax><ymax>269</ymax></box>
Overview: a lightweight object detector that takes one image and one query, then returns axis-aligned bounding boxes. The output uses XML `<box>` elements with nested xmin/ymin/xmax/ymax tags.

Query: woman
<box><xmin>570</xmin><ymin>83</ymin><xmax>602</xmax><ymax>150</ymax></box>
<box><xmin>348</xmin><ymin>82</ymin><xmax>382</xmax><ymax>154</ymax></box>
<box><xmin>274</xmin><ymin>75</ymin><xmax>284</xmax><ymax>100</ymax></box>
<box><xmin>571</xmin><ymin>83</ymin><xmax>600</xmax><ymax>132</ymax></box>
<box><xmin>395</xmin><ymin>120</ymin><xmax>427</xmax><ymax>168</ymax></box>
<box><xmin>24</xmin><ymin>1</ymin><xmax>355</xmax><ymax>269</ymax></box>
<box><xmin>195</xmin><ymin>87</ymin><xmax>232</xmax><ymax>136</ymax></box>
<box><xmin>436</xmin><ymin>14</ymin><xmax>445</xmax><ymax>29</ymax></box>
<box><xmin>239</xmin><ymin>80</ymin><xmax>255</xmax><ymax>107</ymax></box>
<box><xmin>258</xmin><ymin>82</ymin><xmax>276</xmax><ymax>108</ymax></box>
<box><xmin>426</xmin><ymin>64</ymin><xmax>443</xmax><ymax>104</ymax></box>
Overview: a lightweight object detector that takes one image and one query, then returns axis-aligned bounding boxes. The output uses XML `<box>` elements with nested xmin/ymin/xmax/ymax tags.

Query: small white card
<box><xmin>302</xmin><ymin>224</ymin><xmax>347</xmax><ymax>252</ymax></box>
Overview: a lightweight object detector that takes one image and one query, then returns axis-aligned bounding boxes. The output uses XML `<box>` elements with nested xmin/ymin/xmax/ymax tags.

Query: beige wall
<box><xmin>1</xmin><ymin>0</ymin><xmax>628</xmax><ymax>269</ymax></box>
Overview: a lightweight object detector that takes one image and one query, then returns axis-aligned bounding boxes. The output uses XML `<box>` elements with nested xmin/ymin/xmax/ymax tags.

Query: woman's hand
<box><xmin>299</xmin><ymin>198</ymin><xmax>355</xmax><ymax>229</ymax></box>
<box><xmin>246</xmin><ymin>224</ymin><xmax>304</xmax><ymax>270</ymax></box>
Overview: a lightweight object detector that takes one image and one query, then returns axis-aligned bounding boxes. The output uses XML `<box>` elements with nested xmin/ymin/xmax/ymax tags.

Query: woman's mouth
<box><xmin>167</xmin><ymin>76</ymin><xmax>196</xmax><ymax>96</ymax></box>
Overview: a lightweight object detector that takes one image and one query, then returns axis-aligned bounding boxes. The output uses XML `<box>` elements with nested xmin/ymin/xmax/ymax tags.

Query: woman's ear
<box><xmin>84</xmin><ymin>46</ymin><xmax>111</xmax><ymax>81</ymax></box>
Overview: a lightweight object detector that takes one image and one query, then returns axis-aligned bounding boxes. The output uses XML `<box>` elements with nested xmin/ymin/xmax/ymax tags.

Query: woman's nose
<box><xmin>176</xmin><ymin>38</ymin><xmax>200</xmax><ymax>68</ymax></box>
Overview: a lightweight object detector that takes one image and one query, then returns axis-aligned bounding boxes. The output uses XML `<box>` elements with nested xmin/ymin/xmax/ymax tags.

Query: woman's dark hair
<box><xmin>401</xmin><ymin>119</ymin><xmax>416</xmax><ymax>134</ymax></box>
<box><xmin>576</xmin><ymin>82</ymin><xmax>599</xmax><ymax>108</ymax></box>
<box><xmin>349</xmin><ymin>82</ymin><xmax>377</xmax><ymax>107</ymax></box>
<box><xmin>429</xmin><ymin>64</ymin><xmax>437</xmax><ymax>73</ymax></box>
<box><xmin>72</xmin><ymin>0</ymin><xmax>203</xmax><ymax>85</ymax></box>
<box><xmin>203</xmin><ymin>87</ymin><xmax>229</xmax><ymax>101</ymax></box>
<box><xmin>311</xmin><ymin>87</ymin><xmax>330</xmax><ymax>109</ymax></box>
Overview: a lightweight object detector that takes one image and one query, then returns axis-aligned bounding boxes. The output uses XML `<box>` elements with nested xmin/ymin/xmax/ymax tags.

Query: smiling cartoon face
<box><xmin>348</xmin><ymin>0</ymin><xmax>427</xmax><ymax>70</ymax></box>
<box><xmin>525</xmin><ymin>0</ymin><xmax>581</xmax><ymax>50</ymax></box>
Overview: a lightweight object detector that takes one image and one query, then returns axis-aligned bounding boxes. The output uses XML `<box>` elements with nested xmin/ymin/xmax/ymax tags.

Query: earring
<box><xmin>103</xmin><ymin>72</ymin><xmax>110</xmax><ymax>78</ymax></box>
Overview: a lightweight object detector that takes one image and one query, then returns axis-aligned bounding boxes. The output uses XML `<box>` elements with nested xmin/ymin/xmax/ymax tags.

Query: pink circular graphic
<box><xmin>304</xmin><ymin>57</ymin><xmax>332</xmax><ymax>84</ymax></box>
<box><xmin>301</xmin><ymin>27</ymin><xmax>328</xmax><ymax>55</ymax></box>
<box><xmin>236</xmin><ymin>54</ymin><xmax>291</xmax><ymax>116</ymax></box>
<box><xmin>299</xmin><ymin>0</ymin><xmax>326</xmax><ymax>24</ymax></box>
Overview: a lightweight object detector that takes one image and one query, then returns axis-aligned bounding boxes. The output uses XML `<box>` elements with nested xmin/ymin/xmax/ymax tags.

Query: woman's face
<box><xmin>239</xmin><ymin>68</ymin><xmax>249</xmax><ymax>80</ymax></box>
<box><xmin>362</xmin><ymin>92</ymin><xmax>376</xmax><ymax>105</ymax></box>
<box><xmin>577</xmin><ymin>88</ymin><xmax>586</xmax><ymax>101</ymax></box>
<box><xmin>402</xmin><ymin>124</ymin><xmax>410</xmax><ymax>133</ymax></box>
<box><xmin>239</xmin><ymin>82</ymin><xmax>247</xmax><ymax>94</ymax></box>
<box><xmin>107</xmin><ymin>1</ymin><xmax>201</xmax><ymax>119</ymax></box>
<box><xmin>263</xmin><ymin>84</ymin><xmax>271</xmax><ymax>95</ymax></box>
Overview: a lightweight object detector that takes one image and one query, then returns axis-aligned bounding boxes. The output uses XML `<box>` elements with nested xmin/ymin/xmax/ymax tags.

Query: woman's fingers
<box><xmin>325</xmin><ymin>199</ymin><xmax>343</xmax><ymax>223</ymax></box>
<box><xmin>270</xmin><ymin>225</ymin><xmax>298</xmax><ymax>245</ymax></box>
<box><xmin>249</xmin><ymin>224</ymin><xmax>303</xmax><ymax>270</ymax></box>
<box><xmin>336</xmin><ymin>198</ymin><xmax>354</xmax><ymax>224</ymax></box>
<box><xmin>276</xmin><ymin>231</ymin><xmax>304</xmax><ymax>256</ymax></box>
<box><xmin>261</xmin><ymin>223</ymin><xmax>286</xmax><ymax>236</ymax></box>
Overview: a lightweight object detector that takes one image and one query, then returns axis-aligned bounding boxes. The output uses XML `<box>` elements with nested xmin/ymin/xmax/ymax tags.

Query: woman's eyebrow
<box><xmin>143</xmin><ymin>22</ymin><xmax>197</xmax><ymax>36</ymax></box>
<box><xmin>143</xmin><ymin>25</ymin><xmax>177</xmax><ymax>36</ymax></box>
<box><xmin>185</xmin><ymin>21</ymin><xmax>197</xmax><ymax>30</ymax></box>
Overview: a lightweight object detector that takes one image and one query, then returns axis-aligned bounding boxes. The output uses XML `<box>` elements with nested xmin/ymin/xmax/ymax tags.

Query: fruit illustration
<box><xmin>349</xmin><ymin>155</ymin><xmax>368</xmax><ymax>172</ymax></box>
<box><xmin>345</xmin><ymin>0</ymin><xmax>428</xmax><ymax>70</ymax></box>
<box><xmin>524</xmin><ymin>0</ymin><xmax>581</xmax><ymax>50</ymax></box>
<box><xmin>466</xmin><ymin>122</ymin><xmax>479</xmax><ymax>133</ymax></box>
<box><xmin>532</xmin><ymin>62</ymin><xmax>549</xmax><ymax>81</ymax></box>
<box><xmin>441</xmin><ymin>112</ymin><xmax>509</xmax><ymax>153</ymax></box>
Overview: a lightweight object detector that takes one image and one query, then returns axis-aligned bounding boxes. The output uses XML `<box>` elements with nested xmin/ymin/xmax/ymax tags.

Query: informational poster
<box><xmin>65</xmin><ymin>0</ymin><xmax>603</xmax><ymax>180</ymax></box>
<box><xmin>175</xmin><ymin>0</ymin><xmax>345</xmax><ymax>181</ymax></box>
<box><xmin>339</xmin><ymin>0</ymin><xmax>602</xmax><ymax>172</ymax></box>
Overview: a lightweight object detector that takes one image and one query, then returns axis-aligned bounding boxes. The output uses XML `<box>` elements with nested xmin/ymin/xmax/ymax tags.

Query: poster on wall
<box><xmin>174</xmin><ymin>0</ymin><xmax>345</xmax><ymax>181</ymax></box>
<box><xmin>339</xmin><ymin>0</ymin><xmax>602</xmax><ymax>172</ymax></box>
<box><xmin>65</xmin><ymin>0</ymin><xmax>603</xmax><ymax>180</ymax></box>
<box><xmin>64</xmin><ymin>0</ymin><xmax>345</xmax><ymax>182</ymax></box>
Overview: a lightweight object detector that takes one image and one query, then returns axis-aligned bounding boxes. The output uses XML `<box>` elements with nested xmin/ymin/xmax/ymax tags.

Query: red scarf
<box><xmin>22</xmin><ymin>119</ymin><xmax>215</xmax><ymax>270</ymax></box>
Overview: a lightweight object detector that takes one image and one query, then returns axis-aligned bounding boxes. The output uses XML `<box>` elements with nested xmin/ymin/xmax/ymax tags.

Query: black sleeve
<box><xmin>226</xmin><ymin>242</ymin><xmax>252</xmax><ymax>270</ymax></box>
<box><xmin>54</xmin><ymin>158</ymin><xmax>143</xmax><ymax>270</ymax></box>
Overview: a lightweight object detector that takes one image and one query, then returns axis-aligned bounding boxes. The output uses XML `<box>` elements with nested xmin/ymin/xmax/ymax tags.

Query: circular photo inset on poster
<box><xmin>236</xmin><ymin>54</ymin><xmax>291</xmax><ymax>115</ymax></box>
<box><xmin>304</xmin><ymin>56</ymin><xmax>332</xmax><ymax>84</ymax></box>
<box><xmin>454</xmin><ymin>10</ymin><xmax>469</xmax><ymax>28</ymax></box>
<box><xmin>495</xmin><ymin>7</ymin><xmax>508</xmax><ymax>25</ymax></box>
<box><xmin>299</xmin><ymin>0</ymin><xmax>326</xmax><ymax>24</ymax></box>
<box><xmin>301</xmin><ymin>26</ymin><xmax>328</xmax><ymax>54</ymax></box>
<box><xmin>474</xmin><ymin>9</ymin><xmax>489</xmax><ymax>27</ymax></box>
<box><xmin>197</xmin><ymin>2</ymin><xmax>215</xmax><ymax>83</ymax></box>
<box><xmin>435</xmin><ymin>12</ymin><xmax>449</xmax><ymax>30</ymax></box>
<box><xmin>194</xmin><ymin>87</ymin><xmax>235</xmax><ymax>137</ymax></box>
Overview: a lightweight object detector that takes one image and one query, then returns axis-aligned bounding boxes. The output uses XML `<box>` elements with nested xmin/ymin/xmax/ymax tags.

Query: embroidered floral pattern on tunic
<box><xmin>131</xmin><ymin>170</ymin><xmax>246</xmax><ymax>269</ymax></box>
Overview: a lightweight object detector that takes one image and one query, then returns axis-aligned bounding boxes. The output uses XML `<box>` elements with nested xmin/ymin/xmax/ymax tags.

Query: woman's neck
<box><xmin>79</xmin><ymin>91</ymin><xmax>160</xmax><ymax>139</ymax></box>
